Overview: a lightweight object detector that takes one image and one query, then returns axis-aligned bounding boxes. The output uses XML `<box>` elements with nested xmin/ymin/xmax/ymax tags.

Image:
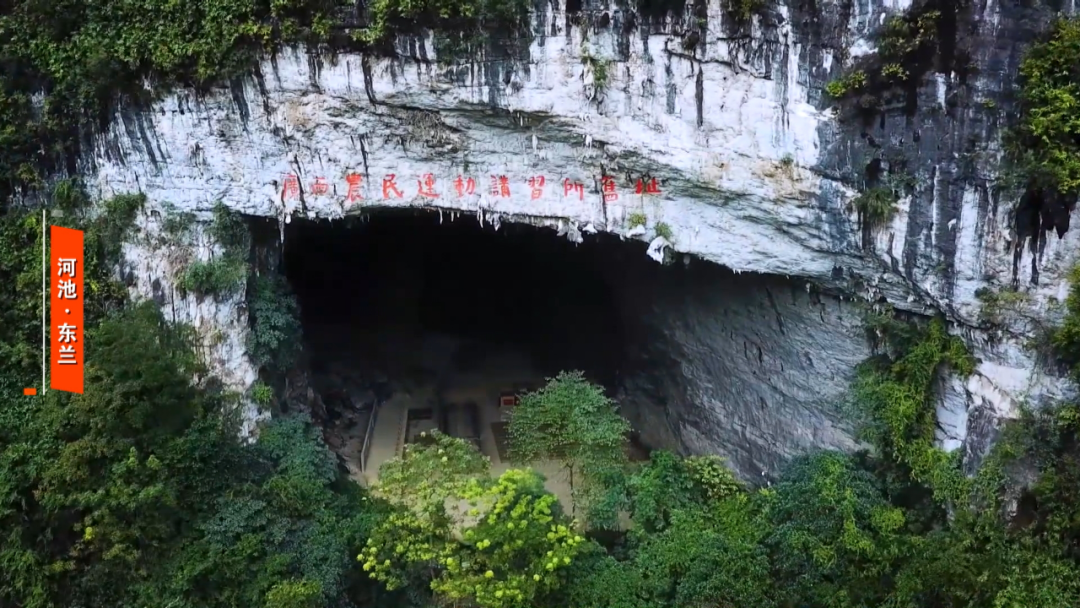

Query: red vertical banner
<box><xmin>50</xmin><ymin>226</ymin><xmax>84</xmax><ymax>394</ymax></box>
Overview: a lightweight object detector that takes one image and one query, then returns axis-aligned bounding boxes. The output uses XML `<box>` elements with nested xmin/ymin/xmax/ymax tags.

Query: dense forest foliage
<box><xmin>3</xmin><ymin>1</ymin><xmax>1080</xmax><ymax>607</ymax></box>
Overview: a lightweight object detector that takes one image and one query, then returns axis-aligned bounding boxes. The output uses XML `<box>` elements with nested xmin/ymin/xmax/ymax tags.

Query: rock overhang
<box><xmin>82</xmin><ymin>28</ymin><xmax>897</xmax><ymax>301</ymax></box>
<box><xmin>62</xmin><ymin>0</ymin><xmax>1080</xmax><ymax>471</ymax></box>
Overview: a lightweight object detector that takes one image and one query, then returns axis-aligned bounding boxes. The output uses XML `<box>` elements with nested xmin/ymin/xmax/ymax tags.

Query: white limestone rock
<box><xmin>70</xmin><ymin>0</ymin><xmax>1078</xmax><ymax>473</ymax></box>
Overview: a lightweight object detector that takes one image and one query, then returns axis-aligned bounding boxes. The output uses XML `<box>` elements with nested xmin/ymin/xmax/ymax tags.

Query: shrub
<box><xmin>176</xmin><ymin>204</ymin><xmax>250</xmax><ymax>298</ymax></box>
<box><xmin>654</xmin><ymin>222</ymin><xmax>674</xmax><ymax>241</ymax></box>
<box><xmin>251</xmin><ymin>381</ymin><xmax>274</xmax><ymax>406</ymax></box>
<box><xmin>582</xmin><ymin>51</ymin><xmax>611</xmax><ymax>92</ymax></box>
<box><xmin>357</xmin><ymin>0</ymin><xmax>530</xmax><ymax>47</ymax></box>
<box><xmin>852</xmin><ymin>187</ymin><xmax>898</xmax><ymax>227</ymax></box>
<box><xmin>246</xmin><ymin>274</ymin><xmax>303</xmax><ymax>373</ymax></box>
<box><xmin>853</xmin><ymin>316</ymin><xmax>975</xmax><ymax>502</ymax></box>
<box><xmin>825</xmin><ymin>70</ymin><xmax>868</xmax><ymax>98</ymax></box>
<box><xmin>508</xmin><ymin>371</ymin><xmax>631</xmax><ymax>528</ymax></box>
<box><xmin>1014</xmin><ymin>17</ymin><xmax>1080</xmax><ymax>194</ymax></box>
<box><xmin>177</xmin><ymin>257</ymin><xmax>247</xmax><ymax>297</ymax></box>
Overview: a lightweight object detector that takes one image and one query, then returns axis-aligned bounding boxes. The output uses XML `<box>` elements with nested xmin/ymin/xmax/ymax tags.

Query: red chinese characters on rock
<box><xmin>528</xmin><ymin>176</ymin><xmax>545</xmax><ymax>200</ymax></box>
<box><xmin>418</xmin><ymin>174</ymin><xmax>439</xmax><ymax>198</ymax></box>
<box><xmin>277</xmin><ymin>172</ymin><xmax>661</xmax><ymax>204</ymax></box>
<box><xmin>454</xmin><ymin>176</ymin><xmax>476</xmax><ymax>197</ymax></box>
<box><xmin>345</xmin><ymin>173</ymin><xmax>363</xmax><ymax>203</ymax></box>
<box><xmin>600</xmin><ymin>175</ymin><xmax>618</xmax><ymax>203</ymax></box>
<box><xmin>635</xmin><ymin>176</ymin><xmax>662</xmax><ymax>195</ymax></box>
<box><xmin>490</xmin><ymin>175</ymin><xmax>511</xmax><ymax>197</ymax></box>
<box><xmin>382</xmin><ymin>174</ymin><xmax>404</xmax><ymax>199</ymax></box>
<box><xmin>563</xmin><ymin>178</ymin><xmax>585</xmax><ymax>201</ymax></box>
<box><xmin>282</xmin><ymin>173</ymin><xmax>300</xmax><ymax>200</ymax></box>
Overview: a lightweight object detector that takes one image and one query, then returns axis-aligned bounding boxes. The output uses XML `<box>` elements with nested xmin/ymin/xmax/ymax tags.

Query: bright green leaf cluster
<box><xmin>508</xmin><ymin>371</ymin><xmax>631</xmax><ymax>527</ymax></box>
<box><xmin>854</xmin><ymin>315</ymin><xmax>975</xmax><ymax>503</ymax></box>
<box><xmin>247</xmin><ymin>273</ymin><xmax>303</xmax><ymax>373</ymax></box>
<box><xmin>361</xmin><ymin>461</ymin><xmax>585</xmax><ymax>608</ymax></box>
<box><xmin>1015</xmin><ymin>17</ymin><xmax>1080</xmax><ymax>194</ymax></box>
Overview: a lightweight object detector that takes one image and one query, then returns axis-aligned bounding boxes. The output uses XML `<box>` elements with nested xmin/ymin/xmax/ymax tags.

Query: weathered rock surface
<box><xmin>72</xmin><ymin>0</ymin><xmax>1080</xmax><ymax>476</ymax></box>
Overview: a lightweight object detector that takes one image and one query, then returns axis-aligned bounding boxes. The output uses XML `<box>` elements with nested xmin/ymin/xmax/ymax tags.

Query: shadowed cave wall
<box><xmin>280</xmin><ymin>210</ymin><xmax>870</xmax><ymax>479</ymax></box>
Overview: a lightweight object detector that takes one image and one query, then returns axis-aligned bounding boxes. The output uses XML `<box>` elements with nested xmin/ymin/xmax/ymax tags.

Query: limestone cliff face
<box><xmin>72</xmin><ymin>0</ymin><xmax>1079</xmax><ymax>477</ymax></box>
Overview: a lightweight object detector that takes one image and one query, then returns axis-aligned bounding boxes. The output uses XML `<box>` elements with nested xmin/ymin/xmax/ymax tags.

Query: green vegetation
<box><xmin>252</xmin><ymin>380</ymin><xmax>275</xmax><ymax>406</ymax></box>
<box><xmin>581</xmin><ymin>50</ymin><xmax>611</xmax><ymax>93</ymax></box>
<box><xmin>721</xmin><ymin>0</ymin><xmax>764</xmax><ymax>24</ymax></box>
<box><xmin>1011</xmin><ymin>17</ymin><xmax>1080</xmax><ymax>195</ymax></box>
<box><xmin>362</xmin><ymin>432</ymin><xmax>585</xmax><ymax>608</ymax></box>
<box><xmin>975</xmin><ymin>286</ymin><xmax>1032</xmax><ymax>326</ymax></box>
<box><xmin>825</xmin><ymin>6</ymin><xmax>942</xmax><ymax>103</ymax></box>
<box><xmin>357</xmin><ymin>0</ymin><xmax>530</xmax><ymax>48</ymax></box>
<box><xmin>0</xmin><ymin>0</ymin><xmax>532</xmax><ymax>202</ymax></box>
<box><xmin>626</xmin><ymin>211</ymin><xmax>648</xmax><ymax>229</ymax></box>
<box><xmin>654</xmin><ymin>221</ymin><xmax>674</xmax><ymax>241</ymax></box>
<box><xmin>162</xmin><ymin>208</ymin><xmax>198</xmax><ymax>238</ymax></box>
<box><xmin>1052</xmin><ymin>264</ymin><xmax>1080</xmax><ymax>377</ymax></box>
<box><xmin>247</xmin><ymin>273</ymin><xmax>303</xmax><ymax>374</ymax></box>
<box><xmin>854</xmin><ymin>313</ymin><xmax>976</xmax><ymax>502</ymax></box>
<box><xmin>852</xmin><ymin>186</ymin><xmax>899</xmax><ymax>227</ymax></box>
<box><xmin>508</xmin><ymin>371</ymin><xmax>631</xmax><ymax>527</ymax></box>
<box><xmin>3</xmin><ymin>3</ymin><xmax>1077</xmax><ymax>608</ymax></box>
<box><xmin>177</xmin><ymin>257</ymin><xmax>248</xmax><ymax>297</ymax></box>
<box><xmin>881</xmin><ymin>62</ymin><xmax>909</xmax><ymax>81</ymax></box>
<box><xmin>0</xmin><ymin>0</ymin><xmax>344</xmax><ymax>203</ymax></box>
<box><xmin>177</xmin><ymin>203</ymin><xmax>249</xmax><ymax>298</ymax></box>
<box><xmin>0</xmin><ymin>183</ymin><xmax>389</xmax><ymax>608</ymax></box>
<box><xmin>0</xmin><ymin>306</ymin><xmax>385</xmax><ymax>607</ymax></box>
<box><xmin>825</xmin><ymin>70</ymin><xmax>868</xmax><ymax>98</ymax></box>
<box><xmin>5</xmin><ymin>191</ymin><xmax>1080</xmax><ymax>608</ymax></box>
<box><xmin>878</xmin><ymin>10</ymin><xmax>940</xmax><ymax>57</ymax></box>
<box><xmin>4</xmin><ymin>182</ymin><xmax>1080</xmax><ymax>607</ymax></box>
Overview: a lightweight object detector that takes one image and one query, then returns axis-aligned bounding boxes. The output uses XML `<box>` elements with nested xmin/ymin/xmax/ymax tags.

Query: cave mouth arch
<box><xmin>274</xmin><ymin>207</ymin><xmax>867</xmax><ymax>486</ymax></box>
<box><xmin>279</xmin><ymin>209</ymin><xmax>663</xmax><ymax>488</ymax></box>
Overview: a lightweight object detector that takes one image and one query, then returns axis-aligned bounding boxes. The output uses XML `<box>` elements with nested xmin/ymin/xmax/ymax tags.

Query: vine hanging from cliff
<box><xmin>854</xmin><ymin>310</ymin><xmax>976</xmax><ymax>504</ymax></box>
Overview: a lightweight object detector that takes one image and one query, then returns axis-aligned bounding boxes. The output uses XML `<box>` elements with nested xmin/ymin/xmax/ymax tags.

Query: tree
<box><xmin>506</xmin><ymin>371</ymin><xmax>631</xmax><ymax>526</ymax></box>
<box><xmin>762</xmin><ymin>452</ymin><xmax>910</xmax><ymax>608</ymax></box>
<box><xmin>0</xmin><ymin>301</ymin><xmax>384</xmax><ymax>608</ymax></box>
<box><xmin>247</xmin><ymin>273</ymin><xmax>303</xmax><ymax>374</ymax></box>
<box><xmin>629</xmin><ymin>506</ymin><xmax>776</xmax><ymax>608</ymax></box>
<box><xmin>360</xmin><ymin>432</ymin><xmax>588</xmax><ymax>608</ymax></box>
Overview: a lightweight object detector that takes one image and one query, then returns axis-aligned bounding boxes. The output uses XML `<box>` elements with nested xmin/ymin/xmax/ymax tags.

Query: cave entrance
<box><xmin>281</xmin><ymin>209</ymin><xmax>644</xmax><ymax>504</ymax></box>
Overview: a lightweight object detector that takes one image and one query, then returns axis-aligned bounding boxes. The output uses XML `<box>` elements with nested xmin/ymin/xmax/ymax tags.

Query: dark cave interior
<box><xmin>271</xmin><ymin>208</ymin><xmax>853</xmax><ymax>481</ymax></box>
<box><xmin>281</xmin><ymin>210</ymin><xmax>629</xmax><ymax>395</ymax></box>
<box><xmin>279</xmin><ymin>210</ymin><xmax>663</xmax><ymax>476</ymax></box>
